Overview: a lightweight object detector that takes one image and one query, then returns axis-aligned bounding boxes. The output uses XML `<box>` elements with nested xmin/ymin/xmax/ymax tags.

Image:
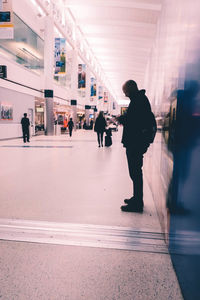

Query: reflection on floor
<box><xmin>0</xmin><ymin>129</ymin><xmax>183</xmax><ymax>300</ymax></box>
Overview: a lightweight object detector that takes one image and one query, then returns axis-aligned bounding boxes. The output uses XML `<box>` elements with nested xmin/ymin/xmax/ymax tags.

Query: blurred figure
<box><xmin>21</xmin><ymin>113</ymin><xmax>30</xmax><ymax>143</ymax></box>
<box><xmin>90</xmin><ymin>119</ymin><xmax>94</xmax><ymax>129</ymax></box>
<box><xmin>68</xmin><ymin>118</ymin><xmax>74</xmax><ymax>137</ymax></box>
<box><xmin>118</xmin><ymin>80</ymin><xmax>155</xmax><ymax>213</ymax></box>
<box><xmin>105</xmin><ymin>128</ymin><xmax>112</xmax><ymax>147</ymax></box>
<box><xmin>94</xmin><ymin>111</ymin><xmax>107</xmax><ymax>147</ymax></box>
<box><xmin>63</xmin><ymin>118</ymin><xmax>68</xmax><ymax>133</ymax></box>
<box><xmin>83</xmin><ymin>120</ymin><xmax>87</xmax><ymax>129</ymax></box>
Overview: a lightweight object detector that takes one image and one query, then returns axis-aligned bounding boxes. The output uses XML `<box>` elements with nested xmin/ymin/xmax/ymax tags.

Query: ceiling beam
<box><xmin>64</xmin><ymin>0</ymin><xmax>162</xmax><ymax>11</ymax></box>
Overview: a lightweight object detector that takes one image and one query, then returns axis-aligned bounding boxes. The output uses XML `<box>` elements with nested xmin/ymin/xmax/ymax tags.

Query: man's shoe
<box><xmin>124</xmin><ymin>196</ymin><xmax>135</xmax><ymax>204</ymax></box>
<box><xmin>121</xmin><ymin>204</ymin><xmax>143</xmax><ymax>213</ymax></box>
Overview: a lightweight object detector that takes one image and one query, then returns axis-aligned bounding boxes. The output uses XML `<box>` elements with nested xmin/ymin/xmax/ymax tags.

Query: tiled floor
<box><xmin>0</xmin><ymin>129</ymin><xmax>183</xmax><ymax>299</ymax></box>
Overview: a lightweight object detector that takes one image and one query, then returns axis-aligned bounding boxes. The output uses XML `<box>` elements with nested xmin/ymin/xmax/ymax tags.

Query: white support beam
<box><xmin>64</xmin><ymin>0</ymin><xmax>162</xmax><ymax>12</ymax></box>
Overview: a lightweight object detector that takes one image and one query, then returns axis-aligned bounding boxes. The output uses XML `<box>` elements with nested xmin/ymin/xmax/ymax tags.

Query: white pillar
<box><xmin>44</xmin><ymin>16</ymin><xmax>54</xmax><ymax>89</ymax></box>
<box><xmin>85</xmin><ymin>66</ymin><xmax>91</xmax><ymax>126</ymax></box>
<box><xmin>70</xmin><ymin>49</ymin><xmax>78</xmax><ymax>100</ymax></box>
<box><xmin>44</xmin><ymin>16</ymin><xmax>54</xmax><ymax>135</ymax></box>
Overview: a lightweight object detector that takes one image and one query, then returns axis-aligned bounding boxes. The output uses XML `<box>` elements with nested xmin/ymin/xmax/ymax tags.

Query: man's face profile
<box><xmin>122</xmin><ymin>84</ymin><xmax>129</xmax><ymax>97</ymax></box>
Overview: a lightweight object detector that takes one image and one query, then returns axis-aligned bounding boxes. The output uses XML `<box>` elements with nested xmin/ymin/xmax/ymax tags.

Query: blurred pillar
<box><xmin>45</xmin><ymin>90</ymin><xmax>54</xmax><ymax>135</ymax></box>
<box><xmin>94</xmin><ymin>106</ymin><xmax>98</xmax><ymax>121</ymax></box>
<box><xmin>85</xmin><ymin>105</ymin><xmax>91</xmax><ymax>126</ymax></box>
<box><xmin>85</xmin><ymin>66</ymin><xmax>91</xmax><ymax>126</ymax></box>
<box><xmin>71</xmin><ymin>100</ymin><xmax>77</xmax><ymax>131</ymax></box>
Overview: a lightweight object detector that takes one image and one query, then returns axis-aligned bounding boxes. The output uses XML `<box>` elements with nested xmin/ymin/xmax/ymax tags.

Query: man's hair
<box><xmin>24</xmin><ymin>113</ymin><xmax>27</xmax><ymax>117</ymax></box>
<box><xmin>124</xmin><ymin>80</ymin><xmax>138</xmax><ymax>90</ymax></box>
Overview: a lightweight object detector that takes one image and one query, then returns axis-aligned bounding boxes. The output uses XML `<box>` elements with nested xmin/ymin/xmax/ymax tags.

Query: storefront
<box><xmin>35</xmin><ymin>97</ymin><xmax>45</xmax><ymax>135</ymax></box>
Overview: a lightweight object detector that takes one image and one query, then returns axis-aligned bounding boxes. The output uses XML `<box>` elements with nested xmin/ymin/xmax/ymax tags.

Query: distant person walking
<box><xmin>68</xmin><ymin>118</ymin><xmax>74</xmax><ymax>137</ymax></box>
<box><xmin>118</xmin><ymin>80</ymin><xmax>156</xmax><ymax>213</ymax></box>
<box><xmin>21</xmin><ymin>113</ymin><xmax>30</xmax><ymax>143</ymax></box>
<box><xmin>90</xmin><ymin>119</ymin><xmax>94</xmax><ymax>129</ymax></box>
<box><xmin>94</xmin><ymin>111</ymin><xmax>107</xmax><ymax>147</ymax></box>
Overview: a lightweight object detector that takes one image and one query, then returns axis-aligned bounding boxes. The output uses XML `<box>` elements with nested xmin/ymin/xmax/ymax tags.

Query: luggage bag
<box><xmin>105</xmin><ymin>135</ymin><xmax>112</xmax><ymax>147</ymax></box>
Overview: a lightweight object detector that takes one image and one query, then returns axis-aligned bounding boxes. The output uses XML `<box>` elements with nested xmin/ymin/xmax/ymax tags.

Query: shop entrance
<box><xmin>35</xmin><ymin>97</ymin><xmax>45</xmax><ymax>135</ymax></box>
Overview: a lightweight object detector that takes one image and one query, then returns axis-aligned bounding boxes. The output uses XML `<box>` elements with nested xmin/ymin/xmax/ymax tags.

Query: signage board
<box><xmin>0</xmin><ymin>65</ymin><xmax>7</xmax><ymax>78</ymax></box>
<box><xmin>0</xmin><ymin>0</ymin><xmax>14</xmax><ymax>39</ymax></box>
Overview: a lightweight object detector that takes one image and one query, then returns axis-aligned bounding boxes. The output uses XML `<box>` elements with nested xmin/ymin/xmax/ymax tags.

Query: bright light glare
<box><xmin>30</xmin><ymin>0</ymin><xmax>37</xmax><ymax>5</ymax></box>
<box><xmin>117</xmin><ymin>99</ymin><xmax>129</xmax><ymax>105</ymax></box>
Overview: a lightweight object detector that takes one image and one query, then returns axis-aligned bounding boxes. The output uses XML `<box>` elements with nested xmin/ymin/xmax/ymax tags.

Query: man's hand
<box><xmin>116</xmin><ymin>115</ymin><xmax>126</xmax><ymax>125</ymax></box>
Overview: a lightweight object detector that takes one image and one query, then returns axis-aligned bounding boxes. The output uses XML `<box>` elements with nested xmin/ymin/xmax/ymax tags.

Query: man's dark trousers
<box><xmin>23</xmin><ymin>129</ymin><xmax>29</xmax><ymax>142</ymax></box>
<box><xmin>126</xmin><ymin>147</ymin><xmax>144</xmax><ymax>208</ymax></box>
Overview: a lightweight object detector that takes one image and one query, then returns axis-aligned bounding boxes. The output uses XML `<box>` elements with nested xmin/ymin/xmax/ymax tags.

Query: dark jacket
<box><xmin>119</xmin><ymin>90</ymin><xmax>152</xmax><ymax>149</ymax></box>
<box><xmin>94</xmin><ymin>117</ymin><xmax>107</xmax><ymax>133</ymax></box>
<box><xmin>68</xmin><ymin>120</ymin><xmax>74</xmax><ymax>129</ymax></box>
<box><xmin>21</xmin><ymin>117</ymin><xmax>30</xmax><ymax>130</ymax></box>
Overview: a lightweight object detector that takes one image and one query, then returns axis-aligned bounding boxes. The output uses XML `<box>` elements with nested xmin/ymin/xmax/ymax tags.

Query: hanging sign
<box><xmin>98</xmin><ymin>86</ymin><xmax>103</xmax><ymax>100</ymax></box>
<box><xmin>54</xmin><ymin>38</ymin><xmax>66</xmax><ymax>75</ymax></box>
<box><xmin>104</xmin><ymin>91</ymin><xmax>108</xmax><ymax>103</ymax></box>
<box><xmin>78</xmin><ymin>64</ymin><xmax>86</xmax><ymax>89</ymax></box>
<box><xmin>90</xmin><ymin>77</ymin><xmax>96</xmax><ymax>97</ymax></box>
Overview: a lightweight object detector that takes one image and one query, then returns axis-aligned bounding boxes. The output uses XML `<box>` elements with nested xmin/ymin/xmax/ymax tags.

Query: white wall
<box><xmin>0</xmin><ymin>87</ymin><xmax>35</xmax><ymax>139</ymax></box>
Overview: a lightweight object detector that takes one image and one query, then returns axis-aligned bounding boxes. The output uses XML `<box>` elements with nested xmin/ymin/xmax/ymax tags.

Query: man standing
<box><xmin>118</xmin><ymin>80</ymin><xmax>153</xmax><ymax>213</ymax></box>
<box><xmin>21</xmin><ymin>113</ymin><xmax>30</xmax><ymax>143</ymax></box>
<box><xmin>68</xmin><ymin>118</ymin><xmax>74</xmax><ymax>137</ymax></box>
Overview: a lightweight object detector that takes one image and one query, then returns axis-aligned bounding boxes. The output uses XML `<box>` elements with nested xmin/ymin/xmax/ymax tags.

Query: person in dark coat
<box><xmin>118</xmin><ymin>80</ymin><xmax>152</xmax><ymax>213</ymax></box>
<box><xmin>68</xmin><ymin>118</ymin><xmax>74</xmax><ymax>137</ymax></box>
<box><xmin>94</xmin><ymin>111</ymin><xmax>107</xmax><ymax>147</ymax></box>
<box><xmin>21</xmin><ymin>113</ymin><xmax>30</xmax><ymax>143</ymax></box>
<box><xmin>90</xmin><ymin>119</ymin><xmax>94</xmax><ymax>129</ymax></box>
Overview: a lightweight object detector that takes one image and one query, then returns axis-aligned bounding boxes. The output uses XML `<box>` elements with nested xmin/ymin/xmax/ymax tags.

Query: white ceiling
<box><xmin>63</xmin><ymin>0</ymin><xmax>162</xmax><ymax>101</ymax></box>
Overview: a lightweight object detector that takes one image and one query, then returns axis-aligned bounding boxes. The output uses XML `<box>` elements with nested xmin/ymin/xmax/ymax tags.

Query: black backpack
<box><xmin>148</xmin><ymin>111</ymin><xmax>157</xmax><ymax>143</ymax></box>
<box><xmin>142</xmin><ymin>111</ymin><xmax>157</xmax><ymax>144</ymax></box>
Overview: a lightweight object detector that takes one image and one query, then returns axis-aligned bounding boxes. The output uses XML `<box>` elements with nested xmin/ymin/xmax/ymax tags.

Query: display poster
<box><xmin>90</xmin><ymin>77</ymin><xmax>96</xmax><ymax>97</ymax></box>
<box><xmin>121</xmin><ymin>107</ymin><xmax>128</xmax><ymax>115</ymax></box>
<box><xmin>0</xmin><ymin>0</ymin><xmax>14</xmax><ymax>39</ymax></box>
<box><xmin>98</xmin><ymin>86</ymin><xmax>103</xmax><ymax>100</ymax></box>
<box><xmin>78</xmin><ymin>64</ymin><xmax>86</xmax><ymax>89</ymax></box>
<box><xmin>54</xmin><ymin>38</ymin><xmax>66</xmax><ymax>75</ymax></box>
<box><xmin>104</xmin><ymin>91</ymin><xmax>108</xmax><ymax>103</ymax></box>
<box><xmin>0</xmin><ymin>103</ymin><xmax>13</xmax><ymax>120</ymax></box>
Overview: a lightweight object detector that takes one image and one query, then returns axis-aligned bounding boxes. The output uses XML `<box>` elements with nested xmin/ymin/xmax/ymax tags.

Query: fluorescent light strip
<box><xmin>30</xmin><ymin>0</ymin><xmax>46</xmax><ymax>16</ymax></box>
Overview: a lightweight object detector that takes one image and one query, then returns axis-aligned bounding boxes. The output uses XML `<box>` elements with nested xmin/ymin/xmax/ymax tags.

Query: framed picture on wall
<box><xmin>0</xmin><ymin>103</ymin><xmax>13</xmax><ymax>120</ymax></box>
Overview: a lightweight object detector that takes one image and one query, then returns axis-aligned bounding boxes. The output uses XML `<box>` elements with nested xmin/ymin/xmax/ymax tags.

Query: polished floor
<box><xmin>0</xmin><ymin>129</ymin><xmax>183</xmax><ymax>299</ymax></box>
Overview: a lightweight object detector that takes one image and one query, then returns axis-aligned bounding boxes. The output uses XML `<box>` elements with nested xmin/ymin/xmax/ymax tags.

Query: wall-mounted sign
<box><xmin>0</xmin><ymin>103</ymin><xmax>13</xmax><ymax>120</ymax></box>
<box><xmin>0</xmin><ymin>0</ymin><xmax>14</xmax><ymax>39</ymax></box>
<box><xmin>0</xmin><ymin>65</ymin><xmax>7</xmax><ymax>78</ymax></box>
<box><xmin>121</xmin><ymin>107</ymin><xmax>128</xmax><ymax>115</ymax></box>
<box><xmin>36</xmin><ymin>107</ymin><xmax>44</xmax><ymax>113</ymax></box>
<box><xmin>54</xmin><ymin>38</ymin><xmax>66</xmax><ymax>75</ymax></box>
